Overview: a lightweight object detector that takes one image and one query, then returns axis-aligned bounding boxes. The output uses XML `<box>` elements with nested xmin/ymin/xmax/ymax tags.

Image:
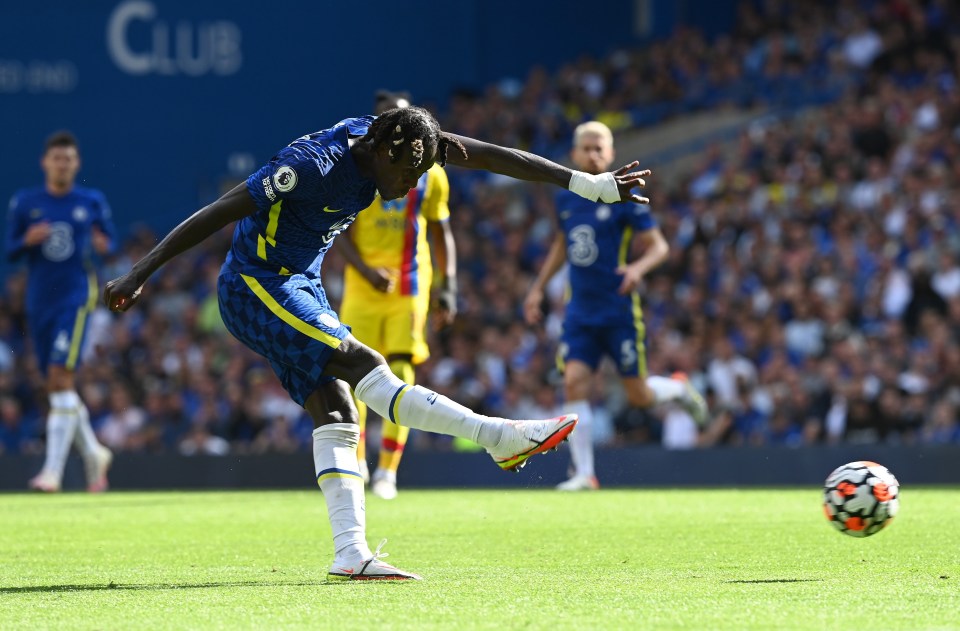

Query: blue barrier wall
<box><xmin>1</xmin><ymin>446</ymin><xmax>957</xmax><ymax>491</ymax></box>
<box><xmin>0</xmin><ymin>0</ymin><xmax>735</xmax><ymax>245</ymax></box>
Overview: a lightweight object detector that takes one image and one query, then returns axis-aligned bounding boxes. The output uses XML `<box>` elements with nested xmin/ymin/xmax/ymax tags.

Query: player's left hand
<box><xmin>433</xmin><ymin>289</ymin><xmax>457</xmax><ymax>330</ymax></box>
<box><xmin>103</xmin><ymin>273</ymin><xmax>144</xmax><ymax>312</ymax></box>
<box><xmin>611</xmin><ymin>163</ymin><xmax>651</xmax><ymax>204</ymax></box>
<box><xmin>615</xmin><ymin>264</ymin><xmax>644</xmax><ymax>295</ymax></box>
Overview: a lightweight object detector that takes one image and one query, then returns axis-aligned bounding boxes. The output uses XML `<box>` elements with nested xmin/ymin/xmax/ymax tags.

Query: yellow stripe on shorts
<box><xmin>66</xmin><ymin>271</ymin><xmax>98</xmax><ymax>370</ymax></box>
<box><xmin>240</xmin><ymin>274</ymin><xmax>342</xmax><ymax>349</ymax></box>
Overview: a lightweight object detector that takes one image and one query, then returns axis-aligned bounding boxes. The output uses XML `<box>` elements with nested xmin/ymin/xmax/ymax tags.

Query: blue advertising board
<box><xmin>1</xmin><ymin>0</ymin><xmax>733</xmax><ymax>242</ymax></box>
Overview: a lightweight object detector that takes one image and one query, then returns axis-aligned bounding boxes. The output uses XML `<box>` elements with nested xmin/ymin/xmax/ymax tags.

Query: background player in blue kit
<box><xmin>103</xmin><ymin>107</ymin><xmax>650</xmax><ymax>580</ymax></box>
<box><xmin>524</xmin><ymin>121</ymin><xmax>708</xmax><ymax>491</ymax></box>
<box><xmin>6</xmin><ymin>131</ymin><xmax>115</xmax><ymax>493</ymax></box>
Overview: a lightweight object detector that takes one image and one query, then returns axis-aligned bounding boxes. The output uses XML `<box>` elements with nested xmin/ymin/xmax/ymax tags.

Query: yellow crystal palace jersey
<box><xmin>343</xmin><ymin>163</ymin><xmax>450</xmax><ymax>299</ymax></box>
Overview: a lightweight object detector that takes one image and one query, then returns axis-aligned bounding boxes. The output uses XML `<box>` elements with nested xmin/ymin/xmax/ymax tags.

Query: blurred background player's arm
<box><xmin>616</xmin><ymin>226</ymin><xmax>668</xmax><ymax>295</ymax></box>
<box><xmin>423</xmin><ymin>165</ymin><xmax>456</xmax><ymax>329</ymax></box>
<box><xmin>91</xmin><ymin>192</ymin><xmax>117</xmax><ymax>256</ymax></box>
<box><xmin>5</xmin><ymin>197</ymin><xmax>51</xmax><ymax>261</ymax></box>
<box><xmin>524</xmin><ymin>230</ymin><xmax>567</xmax><ymax>325</ymax></box>
<box><xmin>336</xmin><ymin>231</ymin><xmax>394</xmax><ymax>293</ymax></box>
<box><xmin>428</xmin><ymin>218</ymin><xmax>456</xmax><ymax>328</ymax></box>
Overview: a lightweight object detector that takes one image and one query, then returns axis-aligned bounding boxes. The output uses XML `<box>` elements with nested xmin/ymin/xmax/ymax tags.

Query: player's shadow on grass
<box><xmin>724</xmin><ymin>579</ymin><xmax>823</xmax><ymax>584</ymax></box>
<box><xmin>0</xmin><ymin>579</ymin><xmax>361</xmax><ymax>594</ymax></box>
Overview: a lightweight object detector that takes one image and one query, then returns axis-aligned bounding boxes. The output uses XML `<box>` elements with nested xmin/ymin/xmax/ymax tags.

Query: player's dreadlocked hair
<box><xmin>362</xmin><ymin>106</ymin><xmax>467</xmax><ymax>168</ymax></box>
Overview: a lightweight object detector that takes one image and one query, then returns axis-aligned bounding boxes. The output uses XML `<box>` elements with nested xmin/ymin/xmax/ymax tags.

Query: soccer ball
<box><xmin>823</xmin><ymin>461</ymin><xmax>899</xmax><ymax>537</ymax></box>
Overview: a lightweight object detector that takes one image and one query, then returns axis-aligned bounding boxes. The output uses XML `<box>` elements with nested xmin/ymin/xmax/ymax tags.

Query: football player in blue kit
<box><xmin>524</xmin><ymin>122</ymin><xmax>708</xmax><ymax>491</ymax></box>
<box><xmin>104</xmin><ymin>107</ymin><xmax>650</xmax><ymax>580</ymax></box>
<box><xmin>6</xmin><ymin>131</ymin><xmax>115</xmax><ymax>493</ymax></box>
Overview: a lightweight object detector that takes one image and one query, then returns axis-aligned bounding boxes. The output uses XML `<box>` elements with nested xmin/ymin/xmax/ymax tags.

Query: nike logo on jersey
<box><xmin>321</xmin><ymin>214</ymin><xmax>358</xmax><ymax>244</ymax></box>
<box><xmin>323</xmin><ymin>207</ymin><xmax>341</xmax><ymax>213</ymax></box>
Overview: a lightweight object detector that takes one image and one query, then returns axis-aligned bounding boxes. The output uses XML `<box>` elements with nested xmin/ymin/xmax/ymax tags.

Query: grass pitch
<box><xmin>1</xmin><ymin>488</ymin><xmax>957</xmax><ymax>630</ymax></box>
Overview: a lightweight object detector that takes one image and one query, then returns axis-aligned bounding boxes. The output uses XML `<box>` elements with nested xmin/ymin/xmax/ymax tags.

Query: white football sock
<box><xmin>41</xmin><ymin>391</ymin><xmax>80</xmax><ymax>479</ymax></box>
<box><xmin>313</xmin><ymin>424</ymin><xmax>372</xmax><ymax>563</ymax></box>
<box><xmin>646</xmin><ymin>376</ymin><xmax>686</xmax><ymax>405</ymax></box>
<box><xmin>72</xmin><ymin>398</ymin><xmax>102</xmax><ymax>458</ymax></box>
<box><xmin>373</xmin><ymin>468</ymin><xmax>396</xmax><ymax>485</ymax></box>
<box><xmin>355</xmin><ymin>365</ymin><xmax>502</xmax><ymax>448</ymax></box>
<box><xmin>565</xmin><ymin>400</ymin><xmax>594</xmax><ymax>478</ymax></box>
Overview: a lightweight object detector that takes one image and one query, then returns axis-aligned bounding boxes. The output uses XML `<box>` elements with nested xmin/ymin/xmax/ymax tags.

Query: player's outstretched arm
<box><xmin>443</xmin><ymin>134</ymin><xmax>651</xmax><ymax>204</ymax></box>
<box><xmin>104</xmin><ymin>183</ymin><xmax>257</xmax><ymax>312</ymax></box>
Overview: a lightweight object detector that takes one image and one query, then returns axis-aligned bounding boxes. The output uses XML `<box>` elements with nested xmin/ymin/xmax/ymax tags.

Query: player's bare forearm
<box><xmin>336</xmin><ymin>231</ymin><xmax>394</xmax><ymax>292</ymax></box>
<box><xmin>532</xmin><ymin>232</ymin><xmax>567</xmax><ymax>292</ymax></box>
<box><xmin>525</xmin><ymin>232</ymin><xmax>566</xmax><ymax>324</ymax></box>
<box><xmin>429</xmin><ymin>220</ymin><xmax>457</xmax><ymax>291</ymax></box>
<box><xmin>628</xmin><ymin>228</ymin><xmax>669</xmax><ymax>277</ymax></box>
<box><xmin>444</xmin><ymin>134</ymin><xmax>571</xmax><ymax>187</ymax></box>
<box><xmin>334</xmin><ymin>231</ymin><xmax>369</xmax><ymax>276</ymax></box>
<box><xmin>131</xmin><ymin>184</ymin><xmax>256</xmax><ymax>284</ymax></box>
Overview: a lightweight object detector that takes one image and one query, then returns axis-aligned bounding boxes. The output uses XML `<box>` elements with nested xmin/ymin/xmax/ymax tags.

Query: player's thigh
<box><xmin>601</xmin><ymin>321</ymin><xmax>648</xmax><ymax>379</ymax></box>
<box><xmin>559</xmin><ymin>321</ymin><xmax>603</xmax><ymax>375</ymax></box>
<box><xmin>382</xmin><ymin>295</ymin><xmax>428</xmax><ymax>364</ymax></box>
<box><xmin>218</xmin><ymin>272</ymin><xmax>350</xmax><ymax>404</ymax></box>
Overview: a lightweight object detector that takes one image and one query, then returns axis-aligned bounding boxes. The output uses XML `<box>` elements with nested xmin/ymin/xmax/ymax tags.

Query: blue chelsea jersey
<box><xmin>555</xmin><ymin>189</ymin><xmax>657</xmax><ymax>326</ymax></box>
<box><xmin>226</xmin><ymin>116</ymin><xmax>379</xmax><ymax>278</ymax></box>
<box><xmin>6</xmin><ymin>185</ymin><xmax>115</xmax><ymax>312</ymax></box>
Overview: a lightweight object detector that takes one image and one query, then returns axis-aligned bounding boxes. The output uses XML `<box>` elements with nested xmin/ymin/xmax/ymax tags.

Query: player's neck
<box><xmin>349</xmin><ymin>139</ymin><xmax>375</xmax><ymax>180</ymax></box>
<box><xmin>45</xmin><ymin>181</ymin><xmax>73</xmax><ymax>197</ymax></box>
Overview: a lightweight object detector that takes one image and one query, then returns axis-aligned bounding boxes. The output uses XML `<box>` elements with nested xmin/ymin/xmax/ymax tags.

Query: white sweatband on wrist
<box><xmin>568</xmin><ymin>171</ymin><xmax>621</xmax><ymax>203</ymax></box>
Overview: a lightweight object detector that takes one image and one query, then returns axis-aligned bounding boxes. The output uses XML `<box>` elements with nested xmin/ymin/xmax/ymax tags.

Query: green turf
<box><xmin>0</xmin><ymin>488</ymin><xmax>957</xmax><ymax>630</ymax></box>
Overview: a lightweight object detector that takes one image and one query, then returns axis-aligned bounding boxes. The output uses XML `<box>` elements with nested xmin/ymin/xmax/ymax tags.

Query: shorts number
<box><xmin>620</xmin><ymin>340</ymin><xmax>637</xmax><ymax>371</ymax></box>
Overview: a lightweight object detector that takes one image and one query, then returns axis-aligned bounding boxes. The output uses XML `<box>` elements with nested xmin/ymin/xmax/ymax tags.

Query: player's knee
<box><xmin>305</xmin><ymin>381</ymin><xmax>359</xmax><ymax>427</ymax></box>
<box><xmin>327</xmin><ymin>401</ymin><xmax>358</xmax><ymax>425</ymax></box>
<box><xmin>626</xmin><ymin>387</ymin><xmax>655</xmax><ymax>409</ymax></box>
<box><xmin>46</xmin><ymin>366</ymin><xmax>74</xmax><ymax>392</ymax></box>
<box><xmin>563</xmin><ymin>377</ymin><xmax>590</xmax><ymax>402</ymax></box>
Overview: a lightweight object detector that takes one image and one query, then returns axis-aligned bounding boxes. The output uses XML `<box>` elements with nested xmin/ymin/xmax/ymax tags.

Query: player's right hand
<box><xmin>364</xmin><ymin>267</ymin><xmax>395</xmax><ymax>293</ymax></box>
<box><xmin>23</xmin><ymin>222</ymin><xmax>52</xmax><ymax>246</ymax></box>
<box><xmin>523</xmin><ymin>288</ymin><xmax>544</xmax><ymax>325</ymax></box>
<box><xmin>611</xmin><ymin>163</ymin><xmax>651</xmax><ymax>204</ymax></box>
<box><xmin>103</xmin><ymin>273</ymin><xmax>144</xmax><ymax>312</ymax></box>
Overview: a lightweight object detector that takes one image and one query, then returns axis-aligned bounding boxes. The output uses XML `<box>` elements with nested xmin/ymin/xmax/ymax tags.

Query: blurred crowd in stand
<box><xmin>3</xmin><ymin>0</ymin><xmax>960</xmax><ymax>456</ymax></box>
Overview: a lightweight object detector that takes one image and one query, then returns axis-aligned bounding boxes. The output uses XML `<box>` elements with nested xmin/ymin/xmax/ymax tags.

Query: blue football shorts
<box><xmin>218</xmin><ymin>270</ymin><xmax>352</xmax><ymax>406</ymax></box>
<box><xmin>559</xmin><ymin>319</ymin><xmax>648</xmax><ymax>378</ymax></box>
<box><xmin>29</xmin><ymin>302</ymin><xmax>93</xmax><ymax>375</ymax></box>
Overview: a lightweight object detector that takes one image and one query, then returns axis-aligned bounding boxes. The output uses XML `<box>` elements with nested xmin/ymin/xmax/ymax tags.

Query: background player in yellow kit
<box><xmin>337</xmin><ymin>91</ymin><xmax>457</xmax><ymax>499</ymax></box>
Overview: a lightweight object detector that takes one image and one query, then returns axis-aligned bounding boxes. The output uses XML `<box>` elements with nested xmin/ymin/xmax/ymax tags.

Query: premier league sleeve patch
<box><xmin>273</xmin><ymin>166</ymin><xmax>298</xmax><ymax>193</ymax></box>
